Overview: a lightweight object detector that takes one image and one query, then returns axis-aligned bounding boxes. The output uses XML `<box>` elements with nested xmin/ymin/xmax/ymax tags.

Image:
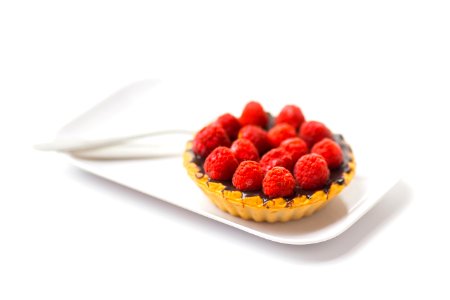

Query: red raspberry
<box><xmin>294</xmin><ymin>153</ymin><xmax>330</xmax><ymax>190</ymax></box>
<box><xmin>299</xmin><ymin>121</ymin><xmax>332</xmax><ymax>148</ymax></box>
<box><xmin>192</xmin><ymin>123</ymin><xmax>231</xmax><ymax>158</ymax></box>
<box><xmin>311</xmin><ymin>138</ymin><xmax>343</xmax><ymax>169</ymax></box>
<box><xmin>230</xmin><ymin>138</ymin><xmax>260</xmax><ymax>163</ymax></box>
<box><xmin>280</xmin><ymin>137</ymin><xmax>309</xmax><ymax>162</ymax></box>
<box><xmin>276</xmin><ymin>104</ymin><xmax>305</xmax><ymax>129</ymax></box>
<box><xmin>259</xmin><ymin>148</ymin><xmax>294</xmax><ymax>173</ymax></box>
<box><xmin>267</xmin><ymin>123</ymin><xmax>297</xmax><ymax>147</ymax></box>
<box><xmin>232</xmin><ymin>161</ymin><xmax>264</xmax><ymax>191</ymax></box>
<box><xmin>215</xmin><ymin>113</ymin><xmax>241</xmax><ymax>141</ymax></box>
<box><xmin>262</xmin><ymin>167</ymin><xmax>296</xmax><ymax>198</ymax></box>
<box><xmin>239</xmin><ymin>101</ymin><xmax>268</xmax><ymax>128</ymax></box>
<box><xmin>204</xmin><ymin>147</ymin><xmax>238</xmax><ymax>181</ymax></box>
<box><xmin>238</xmin><ymin>125</ymin><xmax>271</xmax><ymax>154</ymax></box>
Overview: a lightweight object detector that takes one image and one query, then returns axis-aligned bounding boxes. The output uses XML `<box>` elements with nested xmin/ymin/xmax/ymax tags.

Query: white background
<box><xmin>1</xmin><ymin>1</ymin><xmax>450</xmax><ymax>299</ymax></box>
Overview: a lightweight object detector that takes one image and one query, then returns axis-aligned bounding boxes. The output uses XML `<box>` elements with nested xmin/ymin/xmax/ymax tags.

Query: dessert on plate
<box><xmin>183</xmin><ymin>101</ymin><xmax>355</xmax><ymax>223</ymax></box>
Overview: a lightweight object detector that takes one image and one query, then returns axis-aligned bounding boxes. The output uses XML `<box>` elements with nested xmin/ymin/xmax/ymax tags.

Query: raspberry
<box><xmin>204</xmin><ymin>147</ymin><xmax>239</xmax><ymax>181</ymax></box>
<box><xmin>215</xmin><ymin>113</ymin><xmax>241</xmax><ymax>140</ymax></box>
<box><xmin>299</xmin><ymin>121</ymin><xmax>332</xmax><ymax>148</ymax></box>
<box><xmin>267</xmin><ymin>123</ymin><xmax>297</xmax><ymax>147</ymax></box>
<box><xmin>239</xmin><ymin>101</ymin><xmax>268</xmax><ymax>128</ymax></box>
<box><xmin>311</xmin><ymin>138</ymin><xmax>343</xmax><ymax>169</ymax></box>
<box><xmin>262</xmin><ymin>167</ymin><xmax>296</xmax><ymax>198</ymax></box>
<box><xmin>259</xmin><ymin>148</ymin><xmax>294</xmax><ymax>173</ymax></box>
<box><xmin>230</xmin><ymin>138</ymin><xmax>260</xmax><ymax>163</ymax></box>
<box><xmin>232</xmin><ymin>161</ymin><xmax>264</xmax><ymax>191</ymax></box>
<box><xmin>294</xmin><ymin>153</ymin><xmax>330</xmax><ymax>190</ymax></box>
<box><xmin>238</xmin><ymin>125</ymin><xmax>271</xmax><ymax>154</ymax></box>
<box><xmin>275</xmin><ymin>104</ymin><xmax>305</xmax><ymax>129</ymax></box>
<box><xmin>192</xmin><ymin>123</ymin><xmax>231</xmax><ymax>158</ymax></box>
<box><xmin>280</xmin><ymin>137</ymin><xmax>309</xmax><ymax>162</ymax></box>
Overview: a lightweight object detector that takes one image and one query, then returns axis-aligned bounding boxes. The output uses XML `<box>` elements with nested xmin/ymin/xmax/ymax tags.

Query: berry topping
<box><xmin>239</xmin><ymin>101</ymin><xmax>268</xmax><ymax>128</ymax></box>
<box><xmin>294</xmin><ymin>153</ymin><xmax>330</xmax><ymax>190</ymax></box>
<box><xmin>262</xmin><ymin>167</ymin><xmax>296</xmax><ymax>198</ymax></box>
<box><xmin>267</xmin><ymin>123</ymin><xmax>297</xmax><ymax>147</ymax></box>
<box><xmin>230</xmin><ymin>138</ymin><xmax>260</xmax><ymax>163</ymax></box>
<box><xmin>276</xmin><ymin>104</ymin><xmax>305</xmax><ymax>129</ymax></box>
<box><xmin>311</xmin><ymin>138</ymin><xmax>343</xmax><ymax>169</ymax></box>
<box><xmin>299</xmin><ymin>121</ymin><xmax>332</xmax><ymax>148</ymax></box>
<box><xmin>232</xmin><ymin>161</ymin><xmax>265</xmax><ymax>191</ymax></box>
<box><xmin>238</xmin><ymin>125</ymin><xmax>271</xmax><ymax>154</ymax></box>
<box><xmin>204</xmin><ymin>147</ymin><xmax>239</xmax><ymax>181</ymax></box>
<box><xmin>280</xmin><ymin>137</ymin><xmax>309</xmax><ymax>162</ymax></box>
<box><xmin>192</xmin><ymin>123</ymin><xmax>231</xmax><ymax>158</ymax></box>
<box><xmin>259</xmin><ymin>148</ymin><xmax>294</xmax><ymax>173</ymax></box>
<box><xmin>215</xmin><ymin>113</ymin><xmax>241</xmax><ymax>140</ymax></box>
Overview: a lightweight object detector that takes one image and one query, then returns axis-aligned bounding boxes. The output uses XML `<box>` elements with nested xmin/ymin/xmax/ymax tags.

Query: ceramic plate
<box><xmin>57</xmin><ymin>80</ymin><xmax>400</xmax><ymax>245</ymax></box>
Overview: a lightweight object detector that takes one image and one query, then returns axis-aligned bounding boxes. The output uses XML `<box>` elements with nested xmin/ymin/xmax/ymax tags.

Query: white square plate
<box><xmin>57</xmin><ymin>80</ymin><xmax>400</xmax><ymax>245</ymax></box>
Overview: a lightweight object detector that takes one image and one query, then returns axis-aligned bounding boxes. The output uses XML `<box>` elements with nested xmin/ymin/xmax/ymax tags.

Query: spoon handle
<box><xmin>34</xmin><ymin>129</ymin><xmax>194</xmax><ymax>153</ymax></box>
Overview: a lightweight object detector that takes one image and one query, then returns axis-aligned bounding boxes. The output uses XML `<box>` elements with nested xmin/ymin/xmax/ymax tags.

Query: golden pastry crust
<box><xmin>183</xmin><ymin>136</ymin><xmax>355</xmax><ymax>223</ymax></box>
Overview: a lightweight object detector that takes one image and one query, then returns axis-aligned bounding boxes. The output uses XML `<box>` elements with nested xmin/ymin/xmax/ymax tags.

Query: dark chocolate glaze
<box><xmin>189</xmin><ymin>118</ymin><xmax>354</xmax><ymax>204</ymax></box>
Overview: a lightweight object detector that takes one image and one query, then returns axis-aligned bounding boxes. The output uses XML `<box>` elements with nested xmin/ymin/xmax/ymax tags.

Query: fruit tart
<box><xmin>183</xmin><ymin>101</ymin><xmax>355</xmax><ymax>223</ymax></box>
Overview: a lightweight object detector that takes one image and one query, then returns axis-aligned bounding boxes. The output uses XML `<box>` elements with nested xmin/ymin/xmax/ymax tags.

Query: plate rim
<box><xmin>67</xmin><ymin>155</ymin><xmax>400</xmax><ymax>245</ymax></box>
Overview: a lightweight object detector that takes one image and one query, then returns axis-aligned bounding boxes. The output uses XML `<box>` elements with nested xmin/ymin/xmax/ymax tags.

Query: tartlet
<box><xmin>183</xmin><ymin>104</ymin><xmax>355</xmax><ymax>223</ymax></box>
